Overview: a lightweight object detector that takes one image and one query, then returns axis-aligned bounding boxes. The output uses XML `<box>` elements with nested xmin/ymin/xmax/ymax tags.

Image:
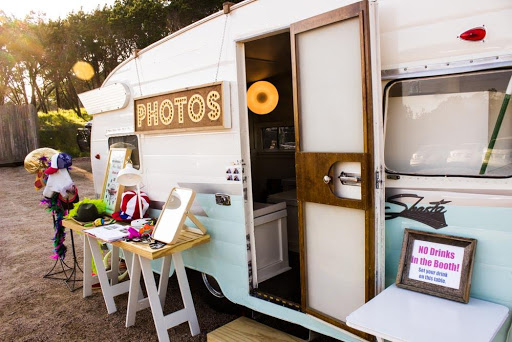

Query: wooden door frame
<box><xmin>290</xmin><ymin>0</ymin><xmax>375</xmax><ymax>336</ymax></box>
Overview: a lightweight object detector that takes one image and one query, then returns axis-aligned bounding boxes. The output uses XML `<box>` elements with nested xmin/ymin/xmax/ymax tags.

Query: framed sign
<box><xmin>101</xmin><ymin>148</ymin><xmax>132</xmax><ymax>214</ymax></box>
<box><xmin>396</xmin><ymin>229</ymin><xmax>477</xmax><ymax>303</ymax></box>
<box><xmin>134</xmin><ymin>82</ymin><xmax>230</xmax><ymax>133</ymax></box>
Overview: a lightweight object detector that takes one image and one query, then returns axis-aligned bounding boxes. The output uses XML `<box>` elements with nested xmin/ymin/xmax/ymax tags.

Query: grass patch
<box><xmin>39</xmin><ymin>109</ymin><xmax>92</xmax><ymax>157</ymax></box>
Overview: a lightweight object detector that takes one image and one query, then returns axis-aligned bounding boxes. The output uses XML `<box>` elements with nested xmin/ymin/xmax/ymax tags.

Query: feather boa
<box><xmin>40</xmin><ymin>195</ymin><xmax>67</xmax><ymax>260</ymax></box>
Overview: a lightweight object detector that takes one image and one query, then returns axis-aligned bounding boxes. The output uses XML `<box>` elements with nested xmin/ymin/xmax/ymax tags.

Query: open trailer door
<box><xmin>291</xmin><ymin>0</ymin><xmax>379</xmax><ymax>336</ymax></box>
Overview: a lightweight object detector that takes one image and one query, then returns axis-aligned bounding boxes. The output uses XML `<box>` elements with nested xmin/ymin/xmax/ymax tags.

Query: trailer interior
<box><xmin>244</xmin><ymin>32</ymin><xmax>302</xmax><ymax>307</ymax></box>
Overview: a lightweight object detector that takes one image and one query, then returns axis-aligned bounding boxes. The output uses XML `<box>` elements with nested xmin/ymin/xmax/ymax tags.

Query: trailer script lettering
<box><xmin>386</xmin><ymin>194</ymin><xmax>451</xmax><ymax>229</ymax></box>
<box><xmin>135</xmin><ymin>83</ymin><xmax>225</xmax><ymax>132</ymax></box>
<box><xmin>408</xmin><ymin>240</ymin><xmax>464</xmax><ymax>289</ymax></box>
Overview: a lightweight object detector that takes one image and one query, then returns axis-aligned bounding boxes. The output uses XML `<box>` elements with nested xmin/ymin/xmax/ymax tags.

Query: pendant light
<box><xmin>247</xmin><ymin>81</ymin><xmax>279</xmax><ymax>115</ymax></box>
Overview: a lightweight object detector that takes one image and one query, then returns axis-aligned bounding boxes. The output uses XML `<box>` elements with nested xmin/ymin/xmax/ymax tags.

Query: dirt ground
<box><xmin>0</xmin><ymin>158</ymin><xmax>239</xmax><ymax>341</ymax></box>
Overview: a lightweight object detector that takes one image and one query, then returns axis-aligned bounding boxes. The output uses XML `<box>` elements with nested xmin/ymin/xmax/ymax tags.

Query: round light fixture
<box><xmin>117</xmin><ymin>163</ymin><xmax>142</xmax><ymax>186</ymax></box>
<box><xmin>247</xmin><ymin>81</ymin><xmax>279</xmax><ymax>115</ymax></box>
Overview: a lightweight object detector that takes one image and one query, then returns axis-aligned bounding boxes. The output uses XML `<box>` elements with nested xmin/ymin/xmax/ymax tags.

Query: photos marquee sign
<box><xmin>134</xmin><ymin>82</ymin><xmax>230</xmax><ymax>133</ymax></box>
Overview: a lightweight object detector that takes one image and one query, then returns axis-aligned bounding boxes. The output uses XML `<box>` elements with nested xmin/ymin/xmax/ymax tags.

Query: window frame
<box><xmin>383</xmin><ymin>68</ymin><xmax>512</xmax><ymax>179</ymax></box>
<box><xmin>107</xmin><ymin>134</ymin><xmax>141</xmax><ymax>170</ymax></box>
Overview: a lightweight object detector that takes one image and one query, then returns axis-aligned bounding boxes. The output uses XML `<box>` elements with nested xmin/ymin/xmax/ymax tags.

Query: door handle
<box><xmin>338</xmin><ymin>172</ymin><xmax>361</xmax><ymax>186</ymax></box>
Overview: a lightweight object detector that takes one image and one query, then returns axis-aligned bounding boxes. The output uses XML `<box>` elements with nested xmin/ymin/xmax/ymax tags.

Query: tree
<box><xmin>0</xmin><ymin>14</ymin><xmax>47</xmax><ymax>109</ymax></box>
<box><xmin>165</xmin><ymin>0</ymin><xmax>227</xmax><ymax>32</ymax></box>
<box><xmin>0</xmin><ymin>0</ymin><xmax>243</xmax><ymax>113</ymax></box>
<box><xmin>109</xmin><ymin>0</ymin><xmax>170</xmax><ymax>50</ymax></box>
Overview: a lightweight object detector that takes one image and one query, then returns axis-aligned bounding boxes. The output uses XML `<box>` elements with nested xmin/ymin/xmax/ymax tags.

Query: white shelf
<box><xmin>347</xmin><ymin>284</ymin><xmax>510</xmax><ymax>342</ymax></box>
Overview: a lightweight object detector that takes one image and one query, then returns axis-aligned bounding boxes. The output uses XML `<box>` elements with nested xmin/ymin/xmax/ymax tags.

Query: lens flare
<box><xmin>72</xmin><ymin>61</ymin><xmax>95</xmax><ymax>81</ymax></box>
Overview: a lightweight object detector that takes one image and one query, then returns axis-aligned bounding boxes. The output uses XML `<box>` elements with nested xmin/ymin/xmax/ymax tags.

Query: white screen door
<box><xmin>291</xmin><ymin>1</ymin><xmax>376</xmax><ymax>336</ymax></box>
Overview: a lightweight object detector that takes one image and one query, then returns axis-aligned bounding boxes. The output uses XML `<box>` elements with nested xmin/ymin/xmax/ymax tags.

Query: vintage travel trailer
<box><xmin>78</xmin><ymin>0</ymin><xmax>512</xmax><ymax>340</ymax></box>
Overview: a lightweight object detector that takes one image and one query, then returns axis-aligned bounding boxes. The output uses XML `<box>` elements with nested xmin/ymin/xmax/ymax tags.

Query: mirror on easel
<box><xmin>152</xmin><ymin>187</ymin><xmax>206</xmax><ymax>244</ymax></box>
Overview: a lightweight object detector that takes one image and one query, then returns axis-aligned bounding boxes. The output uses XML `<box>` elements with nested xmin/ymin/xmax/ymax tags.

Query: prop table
<box><xmin>63</xmin><ymin>219</ymin><xmax>210</xmax><ymax>342</ymax></box>
<box><xmin>346</xmin><ymin>284</ymin><xmax>510</xmax><ymax>342</ymax></box>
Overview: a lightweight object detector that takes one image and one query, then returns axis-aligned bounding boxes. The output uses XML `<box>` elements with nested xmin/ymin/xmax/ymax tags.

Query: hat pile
<box><xmin>44</xmin><ymin>153</ymin><xmax>72</xmax><ymax>174</ymax></box>
<box><xmin>42</xmin><ymin>152</ymin><xmax>75</xmax><ymax>200</ymax></box>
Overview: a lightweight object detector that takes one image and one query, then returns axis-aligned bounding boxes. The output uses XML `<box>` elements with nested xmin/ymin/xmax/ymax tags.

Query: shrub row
<box><xmin>38</xmin><ymin>110</ymin><xmax>91</xmax><ymax>157</ymax></box>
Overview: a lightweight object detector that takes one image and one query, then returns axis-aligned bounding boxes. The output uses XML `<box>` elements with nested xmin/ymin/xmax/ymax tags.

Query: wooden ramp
<box><xmin>208</xmin><ymin>317</ymin><xmax>305</xmax><ymax>342</ymax></box>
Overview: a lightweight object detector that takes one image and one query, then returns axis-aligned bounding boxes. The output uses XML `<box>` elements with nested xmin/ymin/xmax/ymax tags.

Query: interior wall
<box><xmin>250</xmin><ymin>73</ymin><xmax>294</xmax><ymax>126</ymax></box>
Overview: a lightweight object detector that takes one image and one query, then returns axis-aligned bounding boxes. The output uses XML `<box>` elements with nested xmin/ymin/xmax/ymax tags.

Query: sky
<box><xmin>1</xmin><ymin>0</ymin><xmax>117</xmax><ymax>20</ymax></box>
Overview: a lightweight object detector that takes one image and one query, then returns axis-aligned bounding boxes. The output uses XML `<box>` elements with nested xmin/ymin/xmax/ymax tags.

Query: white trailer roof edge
<box><xmin>102</xmin><ymin>0</ymin><xmax>257</xmax><ymax>86</ymax></box>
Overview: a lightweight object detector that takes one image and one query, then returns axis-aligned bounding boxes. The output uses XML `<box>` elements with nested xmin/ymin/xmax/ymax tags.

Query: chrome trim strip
<box><xmin>382</xmin><ymin>54</ymin><xmax>512</xmax><ymax>80</ymax></box>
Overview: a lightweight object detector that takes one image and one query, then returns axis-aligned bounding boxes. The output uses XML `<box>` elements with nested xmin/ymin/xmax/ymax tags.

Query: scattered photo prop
<box><xmin>101</xmin><ymin>148</ymin><xmax>132</xmax><ymax>214</ymax></box>
<box><xmin>396</xmin><ymin>229</ymin><xmax>477</xmax><ymax>303</ymax></box>
<box><xmin>24</xmin><ymin>147</ymin><xmax>58</xmax><ymax>190</ymax></box>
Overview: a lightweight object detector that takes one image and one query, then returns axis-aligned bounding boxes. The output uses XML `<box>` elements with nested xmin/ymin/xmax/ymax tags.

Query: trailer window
<box><xmin>384</xmin><ymin>69</ymin><xmax>512</xmax><ymax>177</ymax></box>
<box><xmin>108</xmin><ymin>135</ymin><xmax>140</xmax><ymax>169</ymax></box>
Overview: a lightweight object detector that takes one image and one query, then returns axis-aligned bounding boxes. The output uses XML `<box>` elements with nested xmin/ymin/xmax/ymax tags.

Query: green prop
<box><xmin>479</xmin><ymin>76</ymin><xmax>512</xmax><ymax>175</ymax></box>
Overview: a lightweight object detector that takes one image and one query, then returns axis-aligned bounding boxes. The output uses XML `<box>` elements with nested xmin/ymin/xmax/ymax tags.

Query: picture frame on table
<box><xmin>101</xmin><ymin>147</ymin><xmax>132</xmax><ymax>215</ymax></box>
<box><xmin>396</xmin><ymin>229</ymin><xmax>477</xmax><ymax>303</ymax></box>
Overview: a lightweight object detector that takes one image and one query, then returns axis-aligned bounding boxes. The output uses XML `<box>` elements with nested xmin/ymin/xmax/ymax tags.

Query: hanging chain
<box><xmin>214</xmin><ymin>14</ymin><xmax>229</xmax><ymax>83</ymax></box>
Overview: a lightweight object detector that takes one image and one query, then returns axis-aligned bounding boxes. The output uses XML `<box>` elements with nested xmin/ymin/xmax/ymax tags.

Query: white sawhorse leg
<box><xmin>83</xmin><ymin>237</ymin><xmax>124</xmax><ymax>298</ymax></box>
<box><xmin>83</xmin><ymin>233</ymin><xmax>93</xmax><ymax>298</ymax></box>
<box><xmin>126</xmin><ymin>254</ymin><xmax>172</xmax><ymax>328</ymax></box>
<box><xmin>127</xmin><ymin>252</ymin><xmax>200</xmax><ymax>342</ymax></box>
<box><xmin>172</xmin><ymin>253</ymin><xmax>200</xmax><ymax>336</ymax></box>
<box><xmin>85</xmin><ymin>236</ymin><xmax>131</xmax><ymax>314</ymax></box>
<box><xmin>125</xmin><ymin>252</ymin><xmax>158</xmax><ymax>327</ymax></box>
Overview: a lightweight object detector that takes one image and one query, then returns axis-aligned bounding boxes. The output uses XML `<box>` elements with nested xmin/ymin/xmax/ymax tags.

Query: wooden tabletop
<box><xmin>63</xmin><ymin>219</ymin><xmax>210</xmax><ymax>260</ymax></box>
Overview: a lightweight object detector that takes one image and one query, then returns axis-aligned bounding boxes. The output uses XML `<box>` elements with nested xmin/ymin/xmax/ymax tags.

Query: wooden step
<box><xmin>208</xmin><ymin>317</ymin><xmax>305</xmax><ymax>342</ymax></box>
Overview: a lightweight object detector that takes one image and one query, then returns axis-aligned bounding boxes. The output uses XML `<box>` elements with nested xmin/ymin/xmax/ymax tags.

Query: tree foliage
<box><xmin>0</xmin><ymin>0</ymin><xmax>240</xmax><ymax>116</ymax></box>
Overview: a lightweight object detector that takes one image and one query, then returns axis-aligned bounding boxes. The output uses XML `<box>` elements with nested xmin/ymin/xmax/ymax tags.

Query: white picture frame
<box><xmin>101</xmin><ymin>147</ymin><xmax>132</xmax><ymax>214</ymax></box>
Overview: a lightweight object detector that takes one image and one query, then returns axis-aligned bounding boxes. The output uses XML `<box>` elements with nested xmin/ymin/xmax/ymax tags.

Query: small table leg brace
<box><xmin>126</xmin><ymin>252</ymin><xmax>200</xmax><ymax>342</ymax></box>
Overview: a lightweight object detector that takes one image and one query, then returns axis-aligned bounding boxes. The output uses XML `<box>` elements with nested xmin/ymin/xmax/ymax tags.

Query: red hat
<box><xmin>44</xmin><ymin>153</ymin><xmax>60</xmax><ymax>175</ymax></box>
<box><xmin>112</xmin><ymin>190</ymin><xmax>150</xmax><ymax>221</ymax></box>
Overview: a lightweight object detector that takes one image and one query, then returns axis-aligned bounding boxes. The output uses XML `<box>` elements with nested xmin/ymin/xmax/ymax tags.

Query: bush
<box><xmin>38</xmin><ymin>110</ymin><xmax>92</xmax><ymax>157</ymax></box>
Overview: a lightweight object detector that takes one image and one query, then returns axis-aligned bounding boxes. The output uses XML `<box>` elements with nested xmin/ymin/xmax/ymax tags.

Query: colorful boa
<box><xmin>40</xmin><ymin>195</ymin><xmax>67</xmax><ymax>260</ymax></box>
